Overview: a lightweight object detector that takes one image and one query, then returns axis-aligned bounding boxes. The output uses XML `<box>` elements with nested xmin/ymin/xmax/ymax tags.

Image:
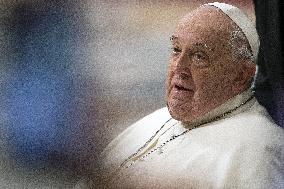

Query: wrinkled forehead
<box><xmin>178</xmin><ymin>5</ymin><xmax>234</xmax><ymax>30</ymax></box>
<box><xmin>174</xmin><ymin>6</ymin><xmax>236</xmax><ymax>44</ymax></box>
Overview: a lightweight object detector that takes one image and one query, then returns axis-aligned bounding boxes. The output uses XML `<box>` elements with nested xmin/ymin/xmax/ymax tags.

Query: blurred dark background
<box><xmin>254</xmin><ymin>0</ymin><xmax>284</xmax><ymax>129</ymax></box>
<box><xmin>0</xmin><ymin>0</ymin><xmax>261</xmax><ymax>188</ymax></box>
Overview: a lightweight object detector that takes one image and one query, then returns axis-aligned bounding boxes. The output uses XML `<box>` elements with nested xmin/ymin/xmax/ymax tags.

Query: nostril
<box><xmin>175</xmin><ymin>84</ymin><xmax>192</xmax><ymax>91</ymax></box>
<box><xmin>176</xmin><ymin>85</ymin><xmax>184</xmax><ymax>90</ymax></box>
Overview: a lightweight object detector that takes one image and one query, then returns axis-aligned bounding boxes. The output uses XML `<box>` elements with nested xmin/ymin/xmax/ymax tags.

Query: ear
<box><xmin>232</xmin><ymin>60</ymin><xmax>256</xmax><ymax>93</ymax></box>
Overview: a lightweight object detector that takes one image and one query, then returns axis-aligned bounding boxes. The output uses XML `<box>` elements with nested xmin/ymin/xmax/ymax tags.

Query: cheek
<box><xmin>193</xmin><ymin>66</ymin><xmax>235</xmax><ymax>100</ymax></box>
<box><xmin>166</xmin><ymin>63</ymin><xmax>175</xmax><ymax>95</ymax></box>
<box><xmin>189</xmin><ymin>69</ymin><xmax>222</xmax><ymax>114</ymax></box>
<box><xmin>191</xmin><ymin>68</ymin><xmax>222</xmax><ymax>98</ymax></box>
<box><xmin>191</xmin><ymin>69</ymin><xmax>211</xmax><ymax>90</ymax></box>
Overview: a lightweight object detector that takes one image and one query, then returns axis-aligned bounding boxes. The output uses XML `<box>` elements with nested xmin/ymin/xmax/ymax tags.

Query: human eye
<box><xmin>191</xmin><ymin>51</ymin><xmax>209</xmax><ymax>68</ymax></box>
<box><xmin>171</xmin><ymin>46</ymin><xmax>182</xmax><ymax>55</ymax></box>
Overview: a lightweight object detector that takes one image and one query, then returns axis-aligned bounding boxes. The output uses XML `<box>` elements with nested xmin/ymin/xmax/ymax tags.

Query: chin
<box><xmin>168</xmin><ymin>101</ymin><xmax>209</xmax><ymax>123</ymax></box>
<box><xmin>167</xmin><ymin>103</ymin><xmax>194</xmax><ymax>122</ymax></box>
<box><xmin>170</xmin><ymin>111</ymin><xmax>194</xmax><ymax>123</ymax></box>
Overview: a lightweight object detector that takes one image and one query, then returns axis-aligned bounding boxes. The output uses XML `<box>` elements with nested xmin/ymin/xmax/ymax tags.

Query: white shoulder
<box><xmin>220</xmin><ymin>101</ymin><xmax>284</xmax><ymax>188</ymax></box>
<box><xmin>109</xmin><ymin>107</ymin><xmax>170</xmax><ymax>146</ymax></box>
<box><xmin>243</xmin><ymin>100</ymin><xmax>284</xmax><ymax>143</ymax></box>
<box><xmin>100</xmin><ymin>107</ymin><xmax>171</xmax><ymax>168</ymax></box>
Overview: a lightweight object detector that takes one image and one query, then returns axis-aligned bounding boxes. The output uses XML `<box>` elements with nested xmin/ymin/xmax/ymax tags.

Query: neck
<box><xmin>182</xmin><ymin>89</ymin><xmax>255</xmax><ymax>128</ymax></box>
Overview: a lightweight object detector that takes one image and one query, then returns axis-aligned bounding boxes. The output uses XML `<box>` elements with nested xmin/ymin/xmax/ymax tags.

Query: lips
<box><xmin>169</xmin><ymin>74</ymin><xmax>195</xmax><ymax>99</ymax></box>
<box><xmin>170</xmin><ymin>83</ymin><xmax>194</xmax><ymax>100</ymax></box>
<box><xmin>172</xmin><ymin>80</ymin><xmax>194</xmax><ymax>92</ymax></box>
<box><xmin>174</xmin><ymin>84</ymin><xmax>192</xmax><ymax>91</ymax></box>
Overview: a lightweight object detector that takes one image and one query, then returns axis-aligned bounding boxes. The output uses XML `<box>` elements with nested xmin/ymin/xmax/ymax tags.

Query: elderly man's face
<box><xmin>166</xmin><ymin>6</ymin><xmax>252</xmax><ymax>123</ymax></box>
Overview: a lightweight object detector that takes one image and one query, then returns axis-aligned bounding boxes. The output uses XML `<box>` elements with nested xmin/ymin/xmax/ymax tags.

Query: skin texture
<box><xmin>166</xmin><ymin>6</ymin><xmax>256</xmax><ymax>123</ymax></box>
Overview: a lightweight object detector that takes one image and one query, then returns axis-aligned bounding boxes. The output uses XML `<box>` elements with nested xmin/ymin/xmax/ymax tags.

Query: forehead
<box><xmin>174</xmin><ymin>6</ymin><xmax>235</xmax><ymax>47</ymax></box>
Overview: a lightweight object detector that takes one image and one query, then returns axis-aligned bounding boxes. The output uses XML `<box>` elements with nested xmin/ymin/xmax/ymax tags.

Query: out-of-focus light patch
<box><xmin>7</xmin><ymin>71</ymin><xmax>67</xmax><ymax>168</ymax></box>
<box><xmin>3</xmin><ymin>1</ymin><xmax>79</xmax><ymax>169</ymax></box>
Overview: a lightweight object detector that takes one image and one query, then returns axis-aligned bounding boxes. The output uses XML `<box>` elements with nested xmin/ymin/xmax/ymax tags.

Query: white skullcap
<box><xmin>205</xmin><ymin>2</ymin><xmax>259</xmax><ymax>63</ymax></box>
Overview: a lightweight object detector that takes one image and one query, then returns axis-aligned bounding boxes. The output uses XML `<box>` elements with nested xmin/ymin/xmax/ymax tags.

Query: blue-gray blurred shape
<box><xmin>0</xmin><ymin>0</ymin><xmax>92</xmax><ymax>187</ymax></box>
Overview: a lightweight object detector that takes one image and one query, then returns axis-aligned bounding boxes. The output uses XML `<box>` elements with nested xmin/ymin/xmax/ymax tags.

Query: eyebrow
<box><xmin>170</xmin><ymin>36</ymin><xmax>206</xmax><ymax>47</ymax></box>
<box><xmin>170</xmin><ymin>36</ymin><xmax>214</xmax><ymax>51</ymax></box>
<box><xmin>170</xmin><ymin>35</ymin><xmax>178</xmax><ymax>42</ymax></box>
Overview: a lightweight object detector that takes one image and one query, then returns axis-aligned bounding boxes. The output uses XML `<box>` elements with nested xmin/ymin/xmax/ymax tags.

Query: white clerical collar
<box><xmin>182</xmin><ymin>89</ymin><xmax>255</xmax><ymax>129</ymax></box>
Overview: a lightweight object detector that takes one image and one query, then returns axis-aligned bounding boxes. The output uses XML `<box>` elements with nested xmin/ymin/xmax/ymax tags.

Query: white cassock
<box><xmin>97</xmin><ymin>89</ymin><xmax>284</xmax><ymax>189</ymax></box>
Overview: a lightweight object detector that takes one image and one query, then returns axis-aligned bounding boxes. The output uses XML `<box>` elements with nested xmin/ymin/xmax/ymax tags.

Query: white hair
<box><xmin>206</xmin><ymin>2</ymin><xmax>260</xmax><ymax>62</ymax></box>
<box><xmin>229</xmin><ymin>24</ymin><xmax>258</xmax><ymax>88</ymax></box>
<box><xmin>229</xmin><ymin>24</ymin><xmax>254</xmax><ymax>62</ymax></box>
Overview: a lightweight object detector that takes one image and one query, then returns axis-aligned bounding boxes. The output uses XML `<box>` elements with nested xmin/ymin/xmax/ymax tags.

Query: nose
<box><xmin>172</xmin><ymin>52</ymin><xmax>191</xmax><ymax>76</ymax></box>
